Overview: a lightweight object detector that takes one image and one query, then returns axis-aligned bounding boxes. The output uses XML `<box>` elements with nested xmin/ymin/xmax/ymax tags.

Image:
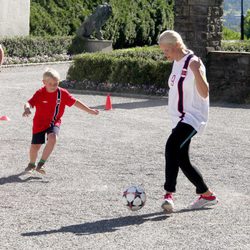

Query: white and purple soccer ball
<box><xmin>123</xmin><ymin>186</ymin><xmax>146</xmax><ymax>211</ymax></box>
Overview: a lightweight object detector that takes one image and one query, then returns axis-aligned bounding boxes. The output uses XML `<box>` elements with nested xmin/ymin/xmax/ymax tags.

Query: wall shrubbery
<box><xmin>0</xmin><ymin>36</ymin><xmax>249</xmax><ymax>65</ymax></box>
<box><xmin>0</xmin><ymin>36</ymin><xmax>72</xmax><ymax>64</ymax></box>
<box><xmin>0</xmin><ymin>36</ymin><xmax>72</xmax><ymax>57</ymax></box>
<box><xmin>222</xmin><ymin>40</ymin><xmax>250</xmax><ymax>52</ymax></box>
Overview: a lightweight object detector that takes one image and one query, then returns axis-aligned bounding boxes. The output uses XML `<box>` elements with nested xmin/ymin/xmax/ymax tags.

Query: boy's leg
<box><xmin>25</xmin><ymin>144</ymin><xmax>42</xmax><ymax>172</ymax></box>
<box><xmin>24</xmin><ymin>144</ymin><xmax>41</xmax><ymax>173</ymax></box>
<box><xmin>30</xmin><ymin>144</ymin><xmax>42</xmax><ymax>163</ymax></box>
<box><xmin>30</xmin><ymin>144</ymin><xmax>42</xmax><ymax>164</ymax></box>
<box><xmin>36</xmin><ymin>126</ymin><xmax>59</xmax><ymax>174</ymax></box>
<box><xmin>25</xmin><ymin>131</ymin><xmax>45</xmax><ymax>172</ymax></box>
<box><xmin>40</xmin><ymin>133</ymin><xmax>57</xmax><ymax>162</ymax></box>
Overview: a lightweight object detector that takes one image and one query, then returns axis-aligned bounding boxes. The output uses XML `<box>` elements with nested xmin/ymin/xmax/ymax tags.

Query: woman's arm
<box><xmin>189</xmin><ymin>60</ymin><xmax>209</xmax><ymax>99</ymax></box>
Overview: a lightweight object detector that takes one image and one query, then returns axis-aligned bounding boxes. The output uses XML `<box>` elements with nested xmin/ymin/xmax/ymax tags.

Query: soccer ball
<box><xmin>122</xmin><ymin>186</ymin><xmax>146</xmax><ymax>211</ymax></box>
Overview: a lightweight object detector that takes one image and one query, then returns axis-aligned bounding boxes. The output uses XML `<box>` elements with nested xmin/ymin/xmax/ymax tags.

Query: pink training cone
<box><xmin>0</xmin><ymin>115</ymin><xmax>10</xmax><ymax>121</ymax></box>
<box><xmin>105</xmin><ymin>94</ymin><xmax>112</xmax><ymax>110</ymax></box>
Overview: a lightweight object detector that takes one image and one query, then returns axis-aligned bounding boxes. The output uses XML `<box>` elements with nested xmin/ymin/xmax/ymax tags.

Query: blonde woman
<box><xmin>158</xmin><ymin>30</ymin><xmax>218</xmax><ymax>212</ymax></box>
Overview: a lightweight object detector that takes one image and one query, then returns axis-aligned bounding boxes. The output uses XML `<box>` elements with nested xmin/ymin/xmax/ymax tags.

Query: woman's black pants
<box><xmin>164</xmin><ymin>122</ymin><xmax>209</xmax><ymax>194</ymax></box>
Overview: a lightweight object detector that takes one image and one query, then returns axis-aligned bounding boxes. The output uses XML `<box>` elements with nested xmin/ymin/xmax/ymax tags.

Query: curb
<box><xmin>1</xmin><ymin>60</ymin><xmax>73</xmax><ymax>68</ymax></box>
<box><xmin>67</xmin><ymin>88</ymin><xmax>168</xmax><ymax>100</ymax></box>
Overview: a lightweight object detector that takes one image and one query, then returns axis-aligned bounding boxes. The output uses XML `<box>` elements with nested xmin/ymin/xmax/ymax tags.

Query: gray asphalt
<box><xmin>0</xmin><ymin>63</ymin><xmax>249</xmax><ymax>250</ymax></box>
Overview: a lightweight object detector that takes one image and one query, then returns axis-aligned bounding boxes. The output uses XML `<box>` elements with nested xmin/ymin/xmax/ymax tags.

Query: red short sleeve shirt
<box><xmin>28</xmin><ymin>87</ymin><xmax>76</xmax><ymax>134</ymax></box>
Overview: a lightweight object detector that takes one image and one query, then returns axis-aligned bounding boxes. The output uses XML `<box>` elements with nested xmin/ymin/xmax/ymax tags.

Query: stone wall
<box><xmin>174</xmin><ymin>0</ymin><xmax>224</xmax><ymax>59</ymax></box>
<box><xmin>0</xmin><ymin>0</ymin><xmax>30</xmax><ymax>37</ymax></box>
<box><xmin>207</xmin><ymin>51</ymin><xmax>250</xmax><ymax>103</ymax></box>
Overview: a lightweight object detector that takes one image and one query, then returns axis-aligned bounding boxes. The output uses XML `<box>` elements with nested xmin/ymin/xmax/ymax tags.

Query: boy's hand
<box><xmin>88</xmin><ymin>109</ymin><xmax>99</xmax><ymax>115</ymax></box>
<box><xmin>23</xmin><ymin>107</ymin><xmax>31</xmax><ymax>117</ymax></box>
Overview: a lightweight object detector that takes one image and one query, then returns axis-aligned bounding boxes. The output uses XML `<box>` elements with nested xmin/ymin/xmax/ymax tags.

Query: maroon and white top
<box><xmin>168</xmin><ymin>51</ymin><xmax>209</xmax><ymax>133</ymax></box>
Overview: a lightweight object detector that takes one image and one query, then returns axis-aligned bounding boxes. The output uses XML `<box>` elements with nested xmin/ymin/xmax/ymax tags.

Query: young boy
<box><xmin>23</xmin><ymin>68</ymin><xmax>99</xmax><ymax>174</ymax></box>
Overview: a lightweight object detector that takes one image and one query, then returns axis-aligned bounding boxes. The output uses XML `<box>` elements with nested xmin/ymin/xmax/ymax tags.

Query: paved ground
<box><xmin>0</xmin><ymin>63</ymin><xmax>249</xmax><ymax>250</ymax></box>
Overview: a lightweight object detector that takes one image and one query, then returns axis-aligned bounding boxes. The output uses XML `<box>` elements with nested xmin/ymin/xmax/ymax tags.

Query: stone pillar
<box><xmin>174</xmin><ymin>0</ymin><xmax>224</xmax><ymax>59</ymax></box>
<box><xmin>0</xmin><ymin>0</ymin><xmax>30</xmax><ymax>37</ymax></box>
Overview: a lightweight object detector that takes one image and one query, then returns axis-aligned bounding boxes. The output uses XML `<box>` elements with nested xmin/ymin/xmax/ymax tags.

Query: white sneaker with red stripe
<box><xmin>161</xmin><ymin>193</ymin><xmax>174</xmax><ymax>213</ymax></box>
<box><xmin>188</xmin><ymin>194</ymin><xmax>218</xmax><ymax>210</ymax></box>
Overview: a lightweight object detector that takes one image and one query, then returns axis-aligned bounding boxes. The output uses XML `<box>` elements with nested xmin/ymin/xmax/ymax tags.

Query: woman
<box><xmin>158</xmin><ymin>30</ymin><xmax>218</xmax><ymax>212</ymax></box>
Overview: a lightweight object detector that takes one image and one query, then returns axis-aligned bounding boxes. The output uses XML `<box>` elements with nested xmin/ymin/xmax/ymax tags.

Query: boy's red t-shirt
<box><xmin>28</xmin><ymin>87</ymin><xmax>76</xmax><ymax>134</ymax></box>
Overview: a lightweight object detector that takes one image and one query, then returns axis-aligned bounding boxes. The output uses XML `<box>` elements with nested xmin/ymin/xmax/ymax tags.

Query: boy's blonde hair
<box><xmin>158</xmin><ymin>30</ymin><xmax>187</xmax><ymax>50</ymax></box>
<box><xmin>43</xmin><ymin>68</ymin><xmax>60</xmax><ymax>81</ymax></box>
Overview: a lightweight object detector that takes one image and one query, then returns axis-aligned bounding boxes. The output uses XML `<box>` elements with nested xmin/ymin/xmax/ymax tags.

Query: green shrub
<box><xmin>68</xmin><ymin>53</ymin><xmax>113</xmax><ymax>82</ymax></box>
<box><xmin>30</xmin><ymin>0</ymin><xmax>92</xmax><ymax>36</ymax></box>
<box><xmin>104</xmin><ymin>0</ymin><xmax>174</xmax><ymax>48</ymax></box>
<box><xmin>0</xmin><ymin>36</ymin><xmax>72</xmax><ymax>57</ymax></box>
<box><xmin>30</xmin><ymin>0</ymin><xmax>174</xmax><ymax>48</ymax></box>
<box><xmin>222</xmin><ymin>27</ymin><xmax>241</xmax><ymax>40</ymax></box>
<box><xmin>221</xmin><ymin>40</ymin><xmax>250</xmax><ymax>52</ymax></box>
<box><xmin>106</xmin><ymin>46</ymin><xmax>165</xmax><ymax>61</ymax></box>
<box><xmin>109</xmin><ymin>57</ymin><xmax>169</xmax><ymax>87</ymax></box>
<box><xmin>244</xmin><ymin>9</ymin><xmax>250</xmax><ymax>39</ymax></box>
<box><xmin>67</xmin><ymin>47</ymin><xmax>171</xmax><ymax>89</ymax></box>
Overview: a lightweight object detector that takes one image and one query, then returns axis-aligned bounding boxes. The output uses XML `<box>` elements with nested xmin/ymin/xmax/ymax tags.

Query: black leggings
<box><xmin>164</xmin><ymin>122</ymin><xmax>208</xmax><ymax>194</ymax></box>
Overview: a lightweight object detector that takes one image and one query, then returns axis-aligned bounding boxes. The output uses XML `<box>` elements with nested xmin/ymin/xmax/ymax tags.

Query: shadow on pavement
<box><xmin>174</xmin><ymin>207</ymin><xmax>213</xmax><ymax>213</ymax></box>
<box><xmin>22</xmin><ymin>211</ymin><xmax>169</xmax><ymax>236</ymax></box>
<box><xmin>93</xmin><ymin>99</ymin><xmax>167</xmax><ymax>110</ymax></box>
<box><xmin>0</xmin><ymin>172</ymin><xmax>47</xmax><ymax>185</ymax></box>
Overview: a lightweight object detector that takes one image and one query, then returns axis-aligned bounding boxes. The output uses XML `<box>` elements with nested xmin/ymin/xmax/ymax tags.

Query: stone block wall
<box><xmin>206</xmin><ymin>51</ymin><xmax>250</xmax><ymax>103</ymax></box>
<box><xmin>0</xmin><ymin>0</ymin><xmax>30</xmax><ymax>37</ymax></box>
<box><xmin>174</xmin><ymin>0</ymin><xmax>224</xmax><ymax>59</ymax></box>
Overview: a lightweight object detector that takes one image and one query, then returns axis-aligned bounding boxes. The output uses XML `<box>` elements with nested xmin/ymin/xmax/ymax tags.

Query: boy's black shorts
<box><xmin>31</xmin><ymin>126</ymin><xmax>60</xmax><ymax>144</ymax></box>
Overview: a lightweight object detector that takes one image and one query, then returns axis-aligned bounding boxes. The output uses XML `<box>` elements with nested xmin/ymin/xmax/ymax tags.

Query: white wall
<box><xmin>0</xmin><ymin>0</ymin><xmax>30</xmax><ymax>37</ymax></box>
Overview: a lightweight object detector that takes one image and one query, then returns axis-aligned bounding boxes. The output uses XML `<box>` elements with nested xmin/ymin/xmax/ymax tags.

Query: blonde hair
<box><xmin>43</xmin><ymin>68</ymin><xmax>60</xmax><ymax>81</ymax></box>
<box><xmin>158</xmin><ymin>30</ymin><xmax>187</xmax><ymax>50</ymax></box>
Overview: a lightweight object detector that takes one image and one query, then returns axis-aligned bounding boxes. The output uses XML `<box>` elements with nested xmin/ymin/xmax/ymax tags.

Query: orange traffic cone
<box><xmin>105</xmin><ymin>94</ymin><xmax>112</xmax><ymax>110</ymax></box>
<box><xmin>0</xmin><ymin>115</ymin><xmax>10</xmax><ymax>121</ymax></box>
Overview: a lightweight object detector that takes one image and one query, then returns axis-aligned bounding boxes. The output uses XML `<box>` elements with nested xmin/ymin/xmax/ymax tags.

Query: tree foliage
<box><xmin>30</xmin><ymin>0</ymin><xmax>174</xmax><ymax>48</ymax></box>
<box><xmin>244</xmin><ymin>9</ymin><xmax>250</xmax><ymax>38</ymax></box>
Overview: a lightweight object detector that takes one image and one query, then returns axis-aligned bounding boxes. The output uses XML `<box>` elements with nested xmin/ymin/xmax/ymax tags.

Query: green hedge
<box><xmin>30</xmin><ymin>0</ymin><xmax>174</xmax><ymax>48</ymax></box>
<box><xmin>0</xmin><ymin>35</ymin><xmax>249</xmax><ymax>65</ymax></box>
<box><xmin>0</xmin><ymin>36</ymin><xmax>72</xmax><ymax>57</ymax></box>
<box><xmin>221</xmin><ymin>40</ymin><xmax>250</xmax><ymax>52</ymax></box>
<box><xmin>67</xmin><ymin>47</ymin><xmax>171</xmax><ymax>89</ymax></box>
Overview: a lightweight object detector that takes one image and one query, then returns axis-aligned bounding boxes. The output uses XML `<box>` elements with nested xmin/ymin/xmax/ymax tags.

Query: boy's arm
<box><xmin>22</xmin><ymin>102</ymin><xmax>32</xmax><ymax>117</ymax></box>
<box><xmin>74</xmin><ymin>99</ymin><xmax>99</xmax><ymax>115</ymax></box>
